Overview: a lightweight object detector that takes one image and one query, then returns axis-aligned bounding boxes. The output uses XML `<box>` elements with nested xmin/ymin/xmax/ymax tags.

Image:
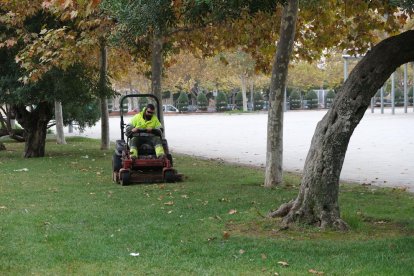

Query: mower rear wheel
<box><xmin>120</xmin><ymin>170</ymin><xmax>130</xmax><ymax>186</ymax></box>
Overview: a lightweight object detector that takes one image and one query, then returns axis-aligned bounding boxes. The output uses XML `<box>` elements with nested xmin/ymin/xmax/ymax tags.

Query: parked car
<box><xmin>226</xmin><ymin>104</ymin><xmax>238</xmax><ymax>111</ymax></box>
<box><xmin>163</xmin><ymin>104</ymin><xmax>179</xmax><ymax>113</ymax></box>
<box><xmin>187</xmin><ymin>105</ymin><xmax>199</xmax><ymax>112</ymax></box>
<box><xmin>375</xmin><ymin>100</ymin><xmax>392</xmax><ymax>107</ymax></box>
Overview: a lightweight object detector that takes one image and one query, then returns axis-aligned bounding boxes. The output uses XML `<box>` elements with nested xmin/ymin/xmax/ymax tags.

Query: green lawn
<box><xmin>1</xmin><ymin>137</ymin><xmax>413</xmax><ymax>275</ymax></box>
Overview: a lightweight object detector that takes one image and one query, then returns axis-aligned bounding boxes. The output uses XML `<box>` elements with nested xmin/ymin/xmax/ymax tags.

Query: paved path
<box><xmin>69</xmin><ymin>108</ymin><xmax>414</xmax><ymax>192</ymax></box>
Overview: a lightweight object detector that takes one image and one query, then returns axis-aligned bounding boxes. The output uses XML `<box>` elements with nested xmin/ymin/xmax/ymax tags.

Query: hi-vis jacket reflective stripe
<box><xmin>130</xmin><ymin>107</ymin><xmax>162</xmax><ymax>129</ymax></box>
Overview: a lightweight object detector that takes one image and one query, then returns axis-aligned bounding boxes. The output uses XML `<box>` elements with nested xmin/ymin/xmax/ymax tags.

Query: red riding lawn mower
<box><xmin>112</xmin><ymin>94</ymin><xmax>182</xmax><ymax>185</ymax></box>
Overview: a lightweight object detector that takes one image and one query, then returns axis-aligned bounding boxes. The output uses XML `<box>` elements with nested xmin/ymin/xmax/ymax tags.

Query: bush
<box><xmin>216</xmin><ymin>92</ymin><xmax>228</xmax><ymax>112</ymax></box>
<box><xmin>196</xmin><ymin>92</ymin><xmax>208</xmax><ymax>111</ymax></box>
<box><xmin>306</xmin><ymin>90</ymin><xmax>318</xmax><ymax>109</ymax></box>
<box><xmin>325</xmin><ymin>90</ymin><xmax>336</xmax><ymax>108</ymax></box>
<box><xmin>162</xmin><ymin>91</ymin><xmax>171</xmax><ymax>99</ymax></box>
<box><xmin>176</xmin><ymin>92</ymin><xmax>189</xmax><ymax>112</ymax></box>
<box><xmin>138</xmin><ymin>97</ymin><xmax>148</xmax><ymax>111</ymax></box>
<box><xmin>254</xmin><ymin>93</ymin><xmax>264</xmax><ymax>110</ymax></box>
<box><xmin>394</xmin><ymin>90</ymin><xmax>404</xmax><ymax>106</ymax></box>
<box><xmin>290</xmin><ymin>91</ymin><xmax>302</xmax><ymax>109</ymax></box>
<box><xmin>235</xmin><ymin>92</ymin><xmax>243</xmax><ymax>109</ymax></box>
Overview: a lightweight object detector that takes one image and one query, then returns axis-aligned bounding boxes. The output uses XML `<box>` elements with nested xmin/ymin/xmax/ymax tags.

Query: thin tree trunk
<box><xmin>99</xmin><ymin>37</ymin><xmax>110</xmax><ymax>150</ymax></box>
<box><xmin>240</xmin><ymin>73</ymin><xmax>248</xmax><ymax>111</ymax></box>
<box><xmin>271</xmin><ymin>30</ymin><xmax>414</xmax><ymax>230</ymax></box>
<box><xmin>152</xmin><ymin>31</ymin><xmax>165</xmax><ymax>130</ymax></box>
<box><xmin>129</xmin><ymin>81</ymin><xmax>135</xmax><ymax>111</ymax></box>
<box><xmin>250</xmin><ymin>80</ymin><xmax>254</xmax><ymax>111</ymax></box>
<box><xmin>54</xmin><ymin>100</ymin><xmax>66</xmax><ymax>144</ymax></box>
<box><xmin>264</xmin><ymin>0</ymin><xmax>299</xmax><ymax>187</ymax></box>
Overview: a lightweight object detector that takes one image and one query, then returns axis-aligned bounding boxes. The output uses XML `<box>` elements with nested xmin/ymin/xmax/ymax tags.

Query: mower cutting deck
<box><xmin>112</xmin><ymin>94</ymin><xmax>183</xmax><ymax>185</ymax></box>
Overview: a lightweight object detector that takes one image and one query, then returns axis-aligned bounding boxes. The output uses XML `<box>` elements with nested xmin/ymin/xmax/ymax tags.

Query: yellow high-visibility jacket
<box><xmin>130</xmin><ymin>108</ymin><xmax>162</xmax><ymax>129</ymax></box>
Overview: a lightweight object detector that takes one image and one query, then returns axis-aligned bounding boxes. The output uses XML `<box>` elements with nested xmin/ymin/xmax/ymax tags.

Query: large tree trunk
<box><xmin>151</xmin><ymin>31</ymin><xmax>165</xmax><ymax>129</ymax></box>
<box><xmin>14</xmin><ymin>102</ymin><xmax>53</xmax><ymax>158</ymax></box>
<box><xmin>270</xmin><ymin>30</ymin><xmax>414</xmax><ymax>230</ymax></box>
<box><xmin>54</xmin><ymin>100</ymin><xmax>66</xmax><ymax>144</ymax></box>
<box><xmin>99</xmin><ymin>37</ymin><xmax>110</xmax><ymax>150</ymax></box>
<box><xmin>264</xmin><ymin>0</ymin><xmax>298</xmax><ymax>187</ymax></box>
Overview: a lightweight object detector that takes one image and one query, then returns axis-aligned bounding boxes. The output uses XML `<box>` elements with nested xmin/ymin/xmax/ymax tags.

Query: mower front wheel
<box><xmin>112</xmin><ymin>153</ymin><xmax>122</xmax><ymax>172</ymax></box>
<box><xmin>167</xmin><ymin>153</ymin><xmax>173</xmax><ymax>167</ymax></box>
<box><xmin>120</xmin><ymin>170</ymin><xmax>130</xmax><ymax>186</ymax></box>
<box><xmin>112</xmin><ymin>171</ymin><xmax>120</xmax><ymax>184</ymax></box>
<box><xmin>164</xmin><ymin>169</ymin><xmax>176</xmax><ymax>183</ymax></box>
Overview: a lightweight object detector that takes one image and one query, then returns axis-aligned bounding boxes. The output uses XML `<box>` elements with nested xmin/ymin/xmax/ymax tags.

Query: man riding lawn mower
<box><xmin>112</xmin><ymin>94</ymin><xmax>182</xmax><ymax>185</ymax></box>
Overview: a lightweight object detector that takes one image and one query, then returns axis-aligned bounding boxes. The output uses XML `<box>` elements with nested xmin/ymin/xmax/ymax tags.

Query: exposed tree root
<box><xmin>329</xmin><ymin>218</ymin><xmax>349</xmax><ymax>231</ymax></box>
<box><xmin>269</xmin><ymin>200</ymin><xmax>350</xmax><ymax>231</ymax></box>
<box><xmin>268</xmin><ymin>199</ymin><xmax>295</xmax><ymax>218</ymax></box>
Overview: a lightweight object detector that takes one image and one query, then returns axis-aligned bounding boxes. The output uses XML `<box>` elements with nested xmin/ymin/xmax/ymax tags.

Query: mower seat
<box><xmin>138</xmin><ymin>143</ymin><xmax>156</xmax><ymax>157</ymax></box>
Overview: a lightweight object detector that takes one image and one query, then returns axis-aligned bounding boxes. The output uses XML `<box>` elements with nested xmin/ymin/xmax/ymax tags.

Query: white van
<box><xmin>163</xmin><ymin>104</ymin><xmax>179</xmax><ymax>113</ymax></box>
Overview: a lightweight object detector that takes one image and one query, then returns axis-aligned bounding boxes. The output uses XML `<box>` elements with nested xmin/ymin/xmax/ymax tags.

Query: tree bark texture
<box><xmin>99</xmin><ymin>37</ymin><xmax>110</xmax><ymax>150</ymax></box>
<box><xmin>264</xmin><ymin>0</ymin><xmax>298</xmax><ymax>187</ymax></box>
<box><xmin>0</xmin><ymin>105</ymin><xmax>24</xmax><ymax>142</ymax></box>
<box><xmin>272</xmin><ymin>30</ymin><xmax>414</xmax><ymax>230</ymax></box>
<box><xmin>54</xmin><ymin>100</ymin><xmax>66</xmax><ymax>144</ymax></box>
<box><xmin>151</xmin><ymin>32</ymin><xmax>165</xmax><ymax>130</ymax></box>
<box><xmin>13</xmin><ymin>102</ymin><xmax>53</xmax><ymax>158</ymax></box>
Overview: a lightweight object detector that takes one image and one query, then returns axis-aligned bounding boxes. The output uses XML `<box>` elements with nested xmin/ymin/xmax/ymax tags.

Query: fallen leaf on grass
<box><xmin>219</xmin><ymin>198</ymin><xmax>230</xmax><ymax>202</ymax></box>
<box><xmin>13</xmin><ymin>168</ymin><xmax>28</xmax><ymax>172</ymax></box>
<box><xmin>228</xmin><ymin>209</ymin><xmax>237</xmax><ymax>215</ymax></box>
<box><xmin>223</xmin><ymin>231</ymin><xmax>230</xmax><ymax>239</ymax></box>
<box><xmin>308</xmin><ymin>269</ymin><xmax>324</xmax><ymax>275</ymax></box>
<box><xmin>277</xmin><ymin>261</ymin><xmax>289</xmax><ymax>267</ymax></box>
<box><xmin>164</xmin><ymin>201</ymin><xmax>174</xmax><ymax>206</ymax></box>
